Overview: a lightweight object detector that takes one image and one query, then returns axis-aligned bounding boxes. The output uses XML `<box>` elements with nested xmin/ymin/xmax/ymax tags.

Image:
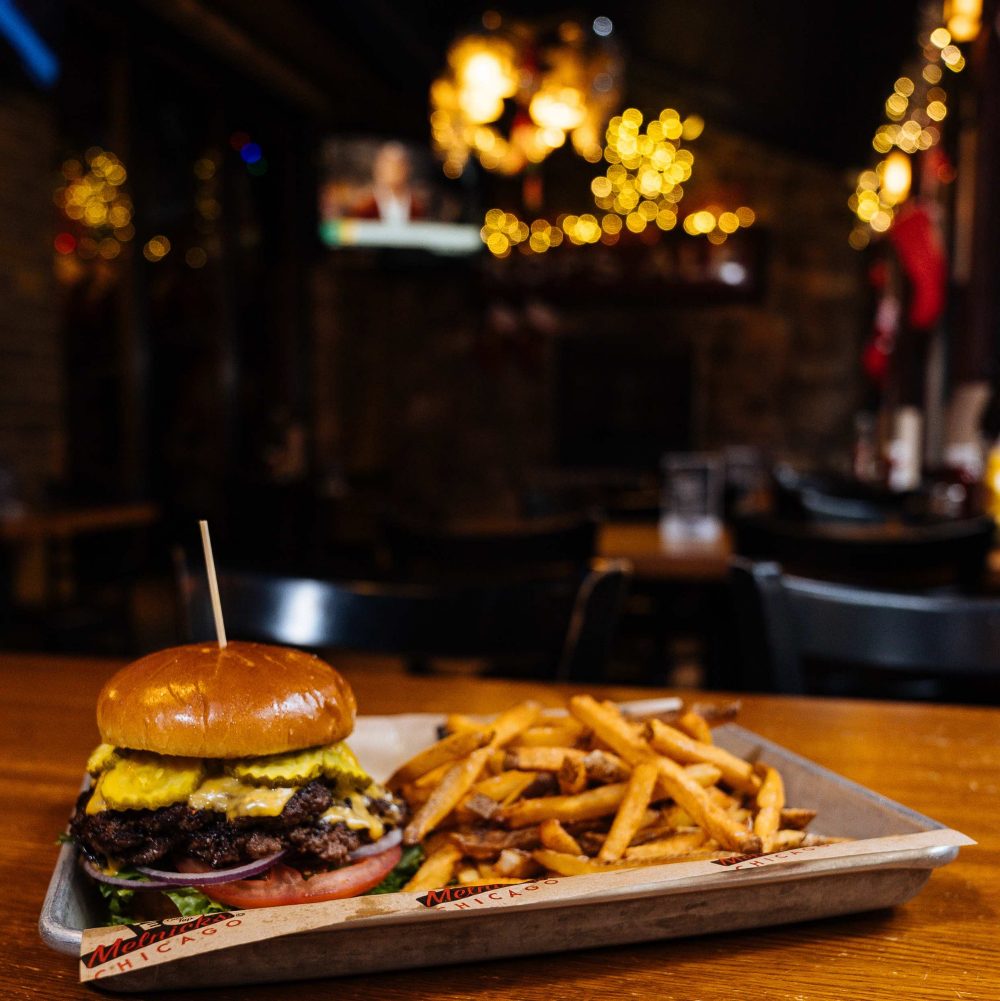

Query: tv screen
<box><xmin>318</xmin><ymin>137</ymin><xmax>480</xmax><ymax>255</ymax></box>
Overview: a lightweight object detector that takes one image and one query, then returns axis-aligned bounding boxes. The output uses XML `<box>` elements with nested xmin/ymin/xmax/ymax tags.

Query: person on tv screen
<box><xmin>351</xmin><ymin>142</ymin><xmax>426</xmax><ymax>223</ymax></box>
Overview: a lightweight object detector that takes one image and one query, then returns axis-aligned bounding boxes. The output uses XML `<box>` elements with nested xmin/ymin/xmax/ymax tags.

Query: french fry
<box><xmin>770</xmin><ymin>829</ymin><xmax>806</xmax><ymax>850</ymax></box>
<box><xmin>403</xmin><ymin>747</ymin><xmax>491</xmax><ymax>845</ymax></box>
<box><xmin>421</xmin><ymin>829</ymin><xmax>457</xmax><ymax>857</ymax></box>
<box><xmin>532</xmin><ymin>848</ymin><xmax>641</xmax><ymax>876</ymax></box>
<box><xmin>570</xmin><ymin>696</ymin><xmax>758</xmax><ymax>851</ymax></box>
<box><xmin>412</xmin><ymin>760</ymin><xmax>454</xmax><ymax>790</ymax></box>
<box><xmin>779</xmin><ymin>807</ymin><xmax>817</xmax><ymax>830</ymax></box>
<box><xmin>677</xmin><ymin>710</ymin><xmax>713</xmax><ymax>744</ymax></box>
<box><xmin>647</xmin><ymin>719</ymin><xmax>761</xmax><ymax>795</ymax></box>
<box><xmin>599</xmin><ymin>760</ymin><xmax>659</xmax><ymax>862</ymax></box>
<box><xmin>457</xmin><ymin>865</ymin><xmax>483</xmax><ymax>884</ymax></box>
<box><xmin>685</xmin><ymin>762</ymin><xmax>723</xmax><ymax>787</ymax></box>
<box><xmin>404</xmin><ymin>843</ymin><xmax>462</xmax><ymax>892</ymax></box>
<box><xmin>501</xmin><ymin>782</ymin><xmax>628</xmax><ymax>828</ymax></box>
<box><xmin>387</xmin><ymin>728</ymin><xmax>493</xmax><ymax>789</ymax></box>
<box><xmin>494</xmin><ymin>848</ymin><xmax>542</xmax><ymax>879</ymax></box>
<box><xmin>576</xmin><ymin>830</ymin><xmax>608</xmax><ymax>855</ymax></box>
<box><xmin>462</xmin><ymin>793</ymin><xmax>502</xmax><ymax>821</ymax></box>
<box><xmin>399</xmin><ymin>782</ymin><xmax>429</xmax><ymax>809</ymax></box>
<box><xmin>706</xmin><ymin>785</ymin><xmax>739</xmax><ymax>811</ymax></box>
<box><xmin>627</xmin><ymin>847</ymin><xmax>730</xmax><ymax>864</ymax></box>
<box><xmin>471</xmin><ymin>770</ymin><xmax>538</xmax><ymax>804</ymax></box>
<box><xmin>769</xmin><ymin>829</ymin><xmax>847</xmax><ymax>850</ymax></box>
<box><xmin>800</xmin><ymin>833</ymin><xmax>849</xmax><ymax>846</ymax></box>
<box><xmin>753</xmin><ymin>765</ymin><xmax>784</xmax><ymax>852</ymax></box>
<box><xmin>450</xmin><ymin>827</ymin><xmax>542</xmax><ymax>859</ymax></box>
<box><xmin>538</xmin><ymin>818</ymin><xmax>584</xmax><ymax>855</ymax></box>
<box><xmin>475</xmin><ymin>868</ymin><xmax>528</xmax><ymax>885</ymax></box>
<box><xmin>582</xmin><ymin>749</ymin><xmax>631</xmax><ymax>784</ymax></box>
<box><xmin>512</xmin><ymin>720</ymin><xmax>584</xmax><ymax>747</ymax></box>
<box><xmin>569</xmin><ymin>695</ymin><xmax>652</xmax><ymax>766</ymax></box>
<box><xmin>557</xmin><ymin>755</ymin><xmax>588</xmax><ymax>795</ymax></box>
<box><xmin>657</xmin><ymin>803</ymin><xmax>696</xmax><ymax>829</ymax></box>
<box><xmin>488</xmin><ymin>701</ymin><xmax>543</xmax><ymax>749</ymax></box>
<box><xmin>623</xmin><ymin>830</ymin><xmax>708</xmax><ymax>861</ymax></box>
<box><xmin>504</xmin><ymin>747</ymin><xmax>585</xmax><ymax>772</ymax></box>
<box><xmin>443</xmin><ymin>713</ymin><xmax>484</xmax><ymax>735</ymax></box>
<box><xmin>653</xmin><ymin>755</ymin><xmax>762</xmax><ymax>853</ymax></box>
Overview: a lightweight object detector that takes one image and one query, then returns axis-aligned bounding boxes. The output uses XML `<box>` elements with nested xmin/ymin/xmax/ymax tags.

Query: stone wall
<box><xmin>683</xmin><ymin>128</ymin><xmax>867</xmax><ymax>462</ymax></box>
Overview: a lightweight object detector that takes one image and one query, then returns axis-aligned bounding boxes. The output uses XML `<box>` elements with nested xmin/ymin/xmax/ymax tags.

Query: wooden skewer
<box><xmin>198</xmin><ymin>519</ymin><xmax>228</xmax><ymax>649</ymax></box>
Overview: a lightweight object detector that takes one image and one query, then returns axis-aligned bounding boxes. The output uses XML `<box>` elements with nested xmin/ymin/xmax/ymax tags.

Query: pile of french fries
<box><xmin>388</xmin><ymin>696</ymin><xmax>844</xmax><ymax>892</ymax></box>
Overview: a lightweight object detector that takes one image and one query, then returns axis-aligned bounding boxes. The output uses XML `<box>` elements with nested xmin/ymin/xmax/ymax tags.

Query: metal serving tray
<box><xmin>40</xmin><ymin>714</ymin><xmax>969</xmax><ymax>992</ymax></box>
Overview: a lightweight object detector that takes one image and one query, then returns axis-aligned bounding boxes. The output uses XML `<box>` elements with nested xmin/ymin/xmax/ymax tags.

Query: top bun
<box><xmin>97</xmin><ymin>641</ymin><xmax>357</xmax><ymax>758</ymax></box>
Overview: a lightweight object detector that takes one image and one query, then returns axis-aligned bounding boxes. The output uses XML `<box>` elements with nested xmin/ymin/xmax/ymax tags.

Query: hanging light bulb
<box><xmin>943</xmin><ymin>0</ymin><xmax>981</xmax><ymax>42</ymax></box>
<box><xmin>881</xmin><ymin>151</ymin><xmax>912</xmax><ymax>206</ymax></box>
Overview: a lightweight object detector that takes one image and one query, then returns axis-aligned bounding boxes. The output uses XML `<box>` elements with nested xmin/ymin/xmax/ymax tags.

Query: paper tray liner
<box><xmin>38</xmin><ymin>716</ymin><xmax>973</xmax><ymax>991</ymax></box>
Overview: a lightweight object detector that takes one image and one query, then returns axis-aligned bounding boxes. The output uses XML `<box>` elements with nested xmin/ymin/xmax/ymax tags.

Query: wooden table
<box><xmin>597</xmin><ymin>521</ymin><xmax>732</xmax><ymax>580</ymax></box>
<box><xmin>5</xmin><ymin>653</ymin><xmax>997</xmax><ymax>1000</ymax></box>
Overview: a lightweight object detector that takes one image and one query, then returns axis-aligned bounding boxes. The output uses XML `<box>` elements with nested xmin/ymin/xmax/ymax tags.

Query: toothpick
<box><xmin>199</xmin><ymin>520</ymin><xmax>228</xmax><ymax>649</ymax></box>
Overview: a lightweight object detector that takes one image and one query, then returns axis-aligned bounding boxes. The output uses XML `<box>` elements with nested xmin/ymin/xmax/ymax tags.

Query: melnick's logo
<box><xmin>416</xmin><ymin>882</ymin><xmax>517</xmax><ymax>907</ymax></box>
<box><xmin>80</xmin><ymin>912</ymin><xmax>235</xmax><ymax>970</ymax></box>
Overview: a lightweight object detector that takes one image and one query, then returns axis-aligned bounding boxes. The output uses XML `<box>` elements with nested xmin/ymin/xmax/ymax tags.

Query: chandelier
<box><xmin>430</xmin><ymin>16</ymin><xmax>622</xmax><ymax>178</ymax></box>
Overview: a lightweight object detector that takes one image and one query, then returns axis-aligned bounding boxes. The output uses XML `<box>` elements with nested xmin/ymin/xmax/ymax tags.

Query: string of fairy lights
<box><xmin>53</xmin><ymin>148</ymin><xmax>134</xmax><ymax>267</ymax></box>
<box><xmin>480</xmin><ymin>106</ymin><xmax>756</xmax><ymax>258</ymax></box>
<box><xmin>53</xmin><ymin>132</ymin><xmax>266</xmax><ymax>280</ymax></box>
<box><xmin>848</xmin><ymin>1</ymin><xmax>981</xmax><ymax>250</ymax></box>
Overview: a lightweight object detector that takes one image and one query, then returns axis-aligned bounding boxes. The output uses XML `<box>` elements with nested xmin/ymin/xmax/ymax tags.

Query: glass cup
<box><xmin>659</xmin><ymin>452</ymin><xmax>723</xmax><ymax>544</ymax></box>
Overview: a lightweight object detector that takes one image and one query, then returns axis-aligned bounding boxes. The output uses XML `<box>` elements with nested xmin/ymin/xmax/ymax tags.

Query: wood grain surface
<box><xmin>4</xmin><ymin>652</ymin><xmax>997</xmax><ymax>1001</ymax></box>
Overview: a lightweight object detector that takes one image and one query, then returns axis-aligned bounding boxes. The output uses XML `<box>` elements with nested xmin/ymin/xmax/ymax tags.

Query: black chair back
<box><xmin>177</xmin><ymin>559</ymin><xmax>630</xmax><ymax>682</ymax></box>
<box><xmin>382</xmin><ymin>514</ymin><xmax>597</xmax><ymax>581</ymax></box>
<box><xmin>733</xmin><ymin>514</ymin><xmax>994</xmax><ymax>591</ymax></box>
<box><xmin>731</xmin><ymin>557</ymin><xmax>1000</xmax><ymax>699</ymax></box>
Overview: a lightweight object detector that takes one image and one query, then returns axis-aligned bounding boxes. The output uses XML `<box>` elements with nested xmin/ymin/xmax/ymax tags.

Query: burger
<box><xmin>70</xmin><ymin>641</ymin><xmax>414</xmax><ymax>919</ymax></box>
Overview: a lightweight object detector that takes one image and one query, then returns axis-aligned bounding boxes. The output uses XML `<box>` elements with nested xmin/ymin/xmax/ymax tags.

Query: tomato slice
<box><xmin>176</xmin><ymin>845</ymin><xmax>402</xmax><ymax>909</ymax></box>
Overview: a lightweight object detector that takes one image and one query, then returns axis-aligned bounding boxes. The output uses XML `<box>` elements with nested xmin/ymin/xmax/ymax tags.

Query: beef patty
<box><xmin>71</xmin><ymin>781</ymin><xmax>405</xmax><ymax>869</ymax></box>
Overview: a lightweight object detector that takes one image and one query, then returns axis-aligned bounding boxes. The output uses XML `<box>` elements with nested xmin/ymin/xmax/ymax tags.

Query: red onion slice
<box><xmin>136</xmin><ymin>850</ymin><xmax>286</xmax><ymax>886</ymax></box>
<box><xmin>82</xmin><ymin>857</ymin><xmax>181</xmax><ymax>891</ymax></box>
<box><xmin>347</xmin><ymin>826</ymin><xmax>402</xmax><ymax>860</ymax></box>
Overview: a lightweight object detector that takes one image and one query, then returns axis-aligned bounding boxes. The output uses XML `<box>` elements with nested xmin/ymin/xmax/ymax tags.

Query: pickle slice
<box><xmin>229</xmin><ymin>747</ymin><xmax>325</xmax><ymax>787</ymax></box>
<box><xmin>85</xmin><ymin>743</ymin><xmax>119</xmax><ymax>776</ymax></box>
<box><xmin>321</xmin><ymin>742</ymin><xmax>370</xmax><ymax>791</ymax></box>
<box><xmin>99</xmin><ymin>754</ymin><xmax>205</xmax><ymax>811</ymax></box>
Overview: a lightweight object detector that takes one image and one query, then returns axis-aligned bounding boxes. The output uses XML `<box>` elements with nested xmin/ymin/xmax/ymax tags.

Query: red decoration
<box><xmin>888</xmin><ymin>203</ymin><xmax>947</xmax><ymax>330</ymax></box>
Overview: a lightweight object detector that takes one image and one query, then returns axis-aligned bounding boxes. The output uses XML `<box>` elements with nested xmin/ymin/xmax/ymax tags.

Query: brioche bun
<box><xmin>96</xmin><ymin>641</ymin><xmax>356</xmax><ymax>758</ymax></box>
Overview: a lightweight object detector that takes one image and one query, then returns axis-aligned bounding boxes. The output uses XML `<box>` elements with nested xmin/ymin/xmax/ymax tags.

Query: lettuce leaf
<box><xmin>162</xmin><ymin>886</ymin><xmax>228</xmax><ymax>917</ymax></box>
<box><xmin>366</xmin><ymin>844</ymin><xmax>425</xmax><ymax>895</ymax></box>
<box><xmin>94</xmin><ymin>866</ymin><xmax>225</xmax><ymax>923</ymax></box>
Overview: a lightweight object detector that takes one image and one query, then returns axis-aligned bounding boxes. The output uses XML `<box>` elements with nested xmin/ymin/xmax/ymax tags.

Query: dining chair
<box><xmin>176</xmin><ymin>558</ymin><xmax>631</xmax><ymax>682</ymax></box>
<box><xmin>732</xmin><ymin>513</ymin><xmax>994</xmax><ymax>591</ymax></box>
<box><xmin>730</xmin><ymin>557</ymin><xmax>1000</xmax><ymax>700</ymax></box>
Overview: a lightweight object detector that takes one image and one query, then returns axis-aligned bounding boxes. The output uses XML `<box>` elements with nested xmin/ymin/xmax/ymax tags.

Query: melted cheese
<box><xmin>188</xmin><ymin>776</ymin><xmax>296</xmax><ymax>818</ymax></box>
<box><xmin>320</xmin><ymin>794</ymin><xmax>385</xmax><ymax>840</ymax></box>
<box><xmin>85</xmin><ymin>776</ymin><xmax>109</xmax><ymax>815</ymax></box>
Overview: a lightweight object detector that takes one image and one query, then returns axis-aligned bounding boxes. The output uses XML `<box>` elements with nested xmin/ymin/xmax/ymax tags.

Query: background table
<box><xmin>597</xmin><ymin>521</ymin><xmax>732</xmax><ymax>580</ymax></box>
<box><xmin>4</xmin><ymin>652</ymin><xmax>997</xmax><ymax>1000</ymax></box>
